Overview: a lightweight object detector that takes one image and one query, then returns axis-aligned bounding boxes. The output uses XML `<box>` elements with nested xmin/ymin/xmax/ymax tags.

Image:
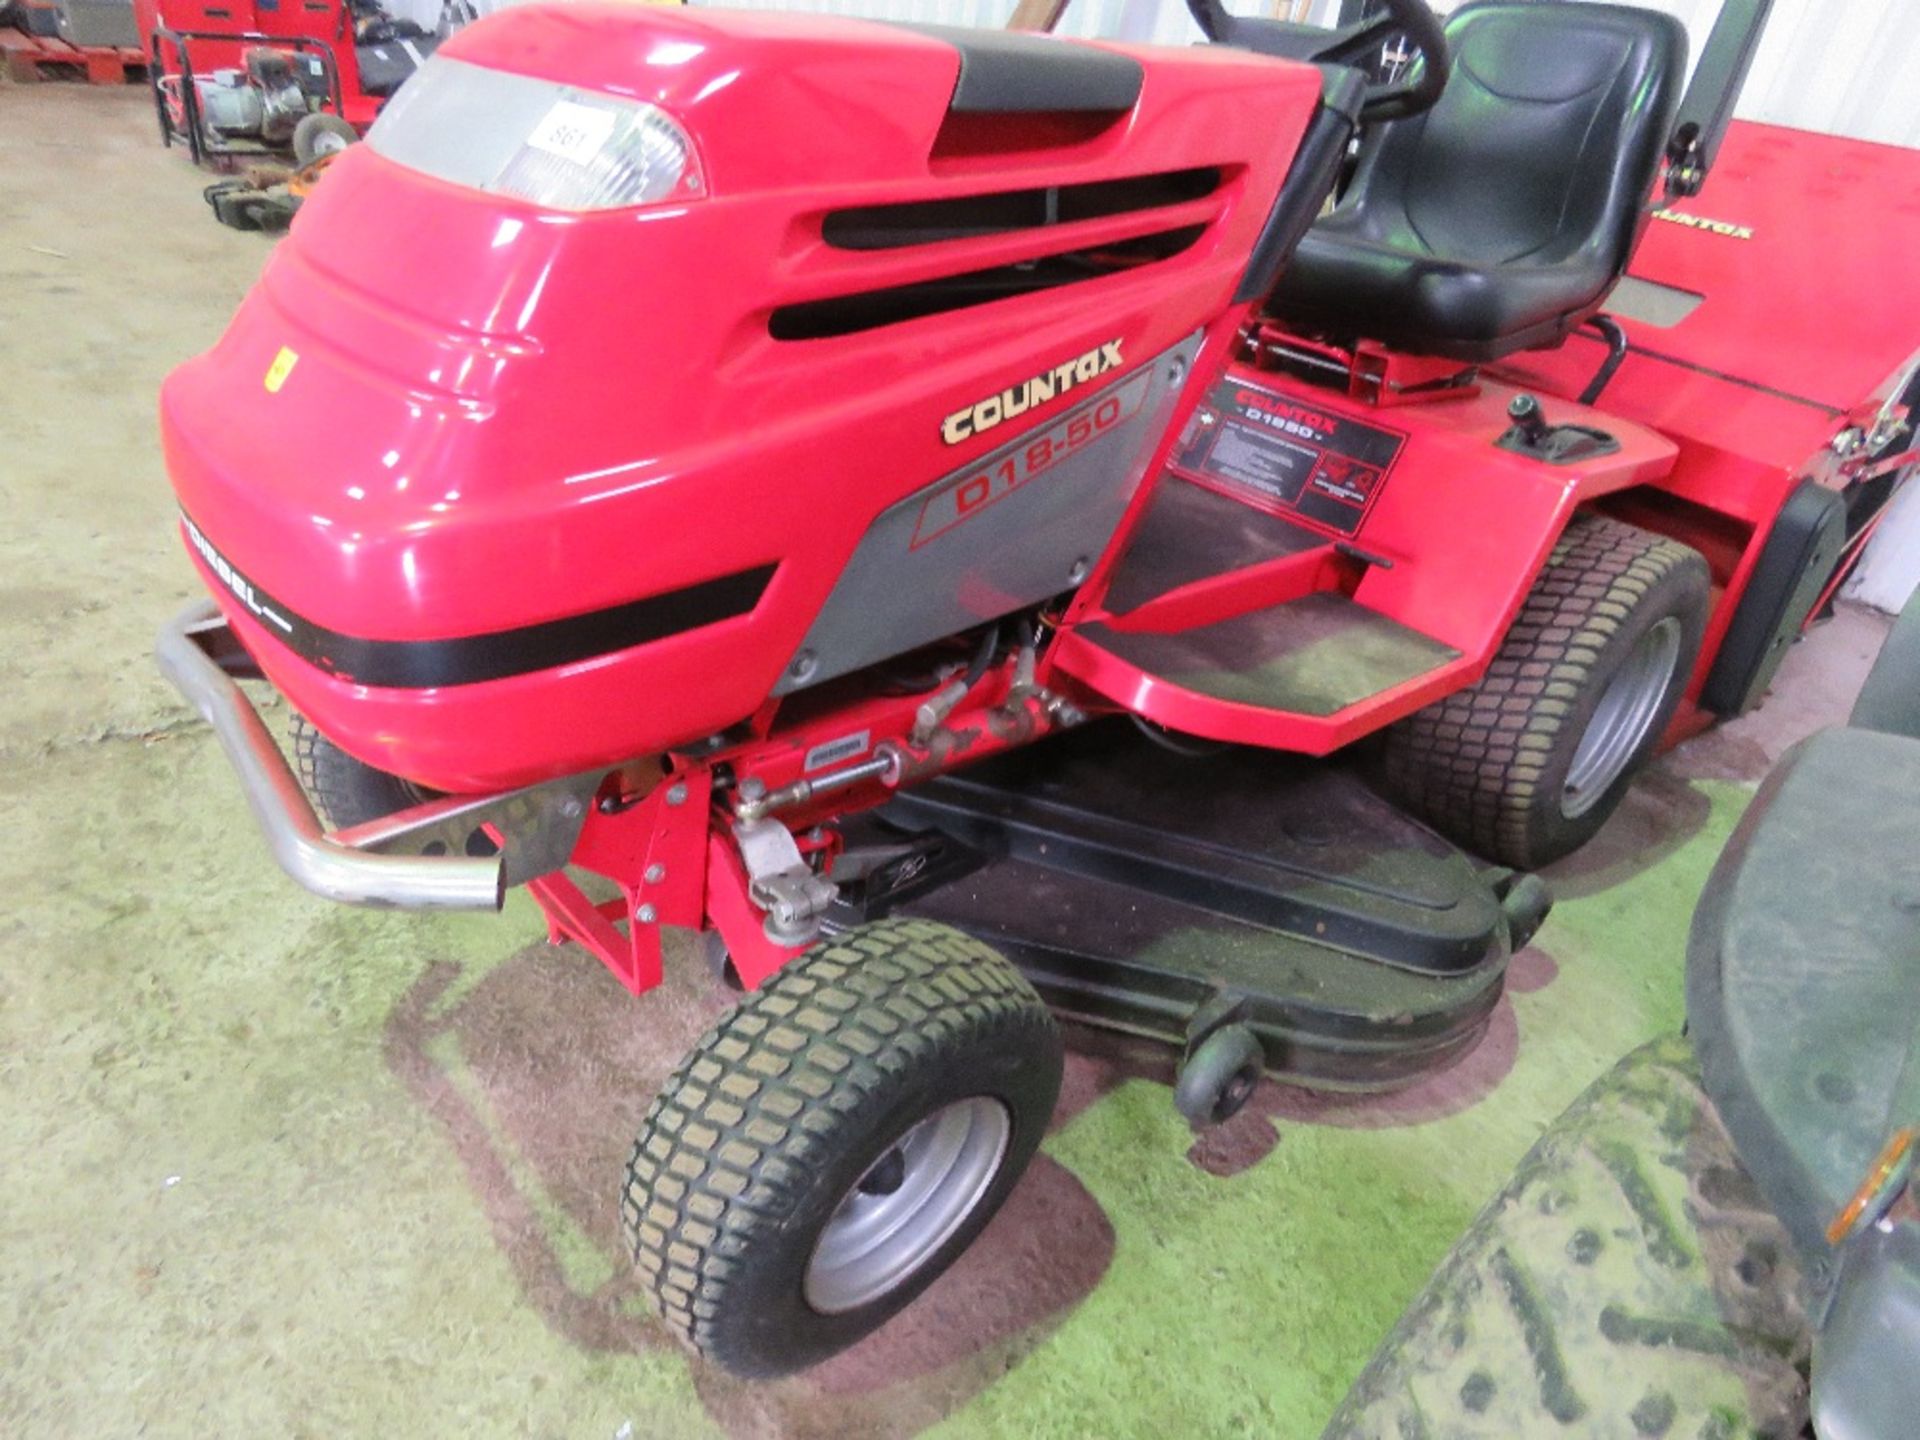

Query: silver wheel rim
<box><xmin>1561</xmin><ymin>616</ymin><xmax>1682</xmax><ymax>819</ymax></box>
<box><xmin>803</xmin><ymin>1097</ymin><xmax>1011</xmax><ymax>1315</ymax></box>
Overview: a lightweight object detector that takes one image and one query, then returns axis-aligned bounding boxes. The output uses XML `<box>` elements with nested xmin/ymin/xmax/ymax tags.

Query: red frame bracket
<box><xmin>526</xmin><ymin>768</ymin><xmax>714</xmax><ymax>995</ymax></box>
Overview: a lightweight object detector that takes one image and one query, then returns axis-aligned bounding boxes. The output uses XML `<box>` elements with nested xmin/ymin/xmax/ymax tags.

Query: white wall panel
<box><xmin>1630</xmin><ymin>0</ymin><xmax>1920</xmax><ymax>147</ymax></box>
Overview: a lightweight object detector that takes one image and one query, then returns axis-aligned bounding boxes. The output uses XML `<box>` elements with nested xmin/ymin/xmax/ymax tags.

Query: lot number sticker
<box><xmin>526</xmin><ymin>101</ymin><xmax>616</xmax><ymax>164</ymax></box>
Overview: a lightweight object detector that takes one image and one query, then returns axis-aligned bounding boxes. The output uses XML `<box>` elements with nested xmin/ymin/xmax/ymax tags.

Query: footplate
<box><xmin>860</xmin><ymin>723</ymin><xmax>1545</xmax><ymax>1092</ymax></box>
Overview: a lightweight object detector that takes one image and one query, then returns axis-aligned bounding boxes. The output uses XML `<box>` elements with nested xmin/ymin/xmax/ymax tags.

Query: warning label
<box><xmin>1171</xmin><ymin>379</ymin><xmax>1405</xmax><ymax>536</ymax></box>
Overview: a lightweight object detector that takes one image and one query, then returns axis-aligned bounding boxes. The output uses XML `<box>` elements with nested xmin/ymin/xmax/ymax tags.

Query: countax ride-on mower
<box><xmin>154</xmin><ymin>0</ymin><xmax>1920</xmax><ymax>1376</ymax></box>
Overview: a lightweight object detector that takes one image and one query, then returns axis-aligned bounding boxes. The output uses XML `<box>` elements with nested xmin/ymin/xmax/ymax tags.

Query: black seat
<box><xmin>1270</xmin><ymin>2</ymin><xmax>1687</xmax><ymax>362</ymax></box>
<box><xmin>355</xmin><ymin>35</ymin><xmax>440</xmax><ymax>100</ymax></box>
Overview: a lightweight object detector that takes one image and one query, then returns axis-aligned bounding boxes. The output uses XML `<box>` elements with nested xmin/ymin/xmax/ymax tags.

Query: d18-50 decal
<box><xmin>1171</xmin><ymin>378</ymin><xmax>1405</xmax><ymax>537</ymax></box>
<box><xmin>913</xmin><ymin>375</ymin><xmax>1148</xmax><ymax>549</ymax></box>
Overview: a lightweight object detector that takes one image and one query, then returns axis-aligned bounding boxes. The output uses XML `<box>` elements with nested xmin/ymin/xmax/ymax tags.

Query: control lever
<box><xmin>1497</xmin><ymin>392</ymin><xmax>1622</xmax><ymax>466</ymax></box>
<box><xmin>1507</xmin><ymin>394</ymin><xmax>1551</xmax><ymax>448</ymax></box>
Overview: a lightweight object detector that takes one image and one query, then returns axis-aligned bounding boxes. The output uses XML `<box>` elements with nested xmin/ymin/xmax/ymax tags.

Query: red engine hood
<box><xmin>157</xmin><ymin>4</ymin><xmax>1324</xmax><ymax>788</ymax></box>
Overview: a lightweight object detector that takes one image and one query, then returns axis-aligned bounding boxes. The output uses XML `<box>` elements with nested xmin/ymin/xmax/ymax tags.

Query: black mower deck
<box><xmin>838</xmin><ymin>724</ymin><xmax>1545</xmax><ymax>1093</ymax></box>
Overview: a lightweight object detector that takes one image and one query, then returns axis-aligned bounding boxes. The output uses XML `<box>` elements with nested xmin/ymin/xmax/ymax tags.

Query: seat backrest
<box><xmin>1353</xmin><ymin>2</ymin><xmax>1686</xmax><ymax>272</ymax></box>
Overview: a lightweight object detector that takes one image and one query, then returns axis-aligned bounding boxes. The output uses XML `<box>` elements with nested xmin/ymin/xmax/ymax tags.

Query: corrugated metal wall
<box><xmin>1605</xmin><ymin>0</ymin><xmax>1918</xmax><ymax>147</ymax></box>
<box><xmin>685</xmin><ymin>0</ymin><xmax>1920</xmax><ymax>147</ymax></box>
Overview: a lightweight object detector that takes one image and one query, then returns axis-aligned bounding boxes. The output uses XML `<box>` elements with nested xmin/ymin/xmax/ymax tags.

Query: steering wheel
<box><xmin>1184</xmin><ymin>0</ymin><xmax>1450</xmax><ymax>124</ymax></box>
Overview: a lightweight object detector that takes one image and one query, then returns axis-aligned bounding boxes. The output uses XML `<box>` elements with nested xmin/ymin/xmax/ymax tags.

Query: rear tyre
<box><xmin>291</xmin><ymin>112</ymin><xmax>357</xmax><ymax>166</ymax></box>
<box><xmin>1381</xmin><ymin>513</ymin><xmax>1708</xmax><ymax>868</ymax></box>
<box><xmin>1323</xmin><ymin>1037</ymin><xmax>1809</xmax><ymax>1439</ymax></box>
<box><xmin>289</xmin><ymin>712</ymin><xmax>427</xmax><ymax>830</ymax></box>
<box><xmin>623</xmin><ymin>918</ymin><xmax>1062</xmax><ymax>1377</ymax></box>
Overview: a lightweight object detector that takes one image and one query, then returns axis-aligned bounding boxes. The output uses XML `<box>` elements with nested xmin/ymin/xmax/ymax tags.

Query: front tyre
<box><xmin>624</xmin><ymin>918</ymin><xmax>1062</xmax><ymax>1377</ymax></box>
<box><xmin>289</xmin><ymin>712</ymin><xmax>428</xmax><ymax>830</ymax></box>
<box><xmin>1382</xmin><ymin>513</ymin><xmax>1709</xmax><ymax>869</ymax></box>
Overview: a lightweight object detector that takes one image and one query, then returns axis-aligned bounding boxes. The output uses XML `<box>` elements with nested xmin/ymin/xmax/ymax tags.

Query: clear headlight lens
<box><xmin>367</xmin><ymin>57</ymin><xmax>704</xmax><ymax>212</ymax></box>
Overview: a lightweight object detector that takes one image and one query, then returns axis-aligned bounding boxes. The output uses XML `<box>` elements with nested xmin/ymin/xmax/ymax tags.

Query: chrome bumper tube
<box><xmin>155</xmin><ymin>599</ymin><xmax>507</xmax><ymax>912</ymax></box>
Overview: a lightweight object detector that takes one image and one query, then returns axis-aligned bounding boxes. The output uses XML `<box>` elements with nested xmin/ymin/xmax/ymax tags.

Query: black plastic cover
<box><xmin>884</xmin><ymin>724</ymin><xmax>1506</xmax><ymax>977</ymax></box>
<box><xmin>355</xmin><ymin>37</ymin><xmax>437</xmax><ymax>101</ymax></box>
<box><xmin>899</xmin><ymin>24</ymin><xmax>1143</xmax><ymax>114</ymax></box>
<box><xmin>1849</xmin><ymin>582</ymin><xmax>1920</xmax><ymax>739</ymax></box>
<box><xmin>1687</xmin><ymin>725</ymin><xmax>1920</xmax><ymax>1259</ymax></box>
<box><xmin>881</xmin><ymin>723</ymin><xmax>1525</xmax><ymax>1092</ymax></box>
<box><xmin>1664</xmin><ymin>0</ymin><xmax>1773</xmax><ymax>195</ymax></box>
<box><xmin>1234</xmin><ymin>67</ymin><xmax>1364</xmax><ymax>303</ymax></box>
<box><xmin>1700</xmin><ymin>478</ymin><xmax>1847</xmax><ymax>716</ymax></box>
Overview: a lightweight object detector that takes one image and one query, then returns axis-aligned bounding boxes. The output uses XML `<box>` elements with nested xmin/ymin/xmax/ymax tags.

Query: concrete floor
<box><xmin>0</xmin><ymin>81</ymin><xmax>1895</xmax><ymax>1440</ymax></box>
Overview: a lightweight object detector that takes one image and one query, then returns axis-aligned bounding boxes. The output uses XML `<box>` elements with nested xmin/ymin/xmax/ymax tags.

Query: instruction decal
<box><xmin>1171</xmin><ymin>378</ymin><xmax>1405</xmax><ymax>537</ymax></box>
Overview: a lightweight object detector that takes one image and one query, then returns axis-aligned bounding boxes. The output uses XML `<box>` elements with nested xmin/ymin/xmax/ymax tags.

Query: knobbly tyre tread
<box><xmin>623</xmin><ymin>917</ymin><xmax>1060</xmax><ymax>1376</ymax></box>
<box><xmin>289</xmin><ymin>712</ymin><xmax>424</xmax><ymax>830</ymax></box>
<box><xmin>1321</xmin><ymin>1036</ymin><xmax>1809</xmax><ymax>1440</ymax></box>
<box><xmin>1382</xmin><ymin>513</ymin><xmax>1709</xmax><ymax>869</ymax></box>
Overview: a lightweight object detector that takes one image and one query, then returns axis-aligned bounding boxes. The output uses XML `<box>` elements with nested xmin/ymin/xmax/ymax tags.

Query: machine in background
<box><xmin>137</xmin><ymin>0</ymin><xmax>443</xmax><ymax>166</ymax></box>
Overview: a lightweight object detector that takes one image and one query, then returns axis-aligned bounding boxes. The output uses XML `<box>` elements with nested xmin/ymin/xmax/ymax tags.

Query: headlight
<box><xmin>367</xmin><ymin>57</ymin><xmax>704</xmax><ymax>213</ymax></box>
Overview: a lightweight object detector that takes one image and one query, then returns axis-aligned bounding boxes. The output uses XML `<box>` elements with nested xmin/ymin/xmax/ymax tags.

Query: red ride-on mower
<box><xmin>153</xmin><ymin>0</ymin><xmax>1920</xmax><ymax>1376</ymax></box>
<box><xmin>137</xmin><ymin>0</ymin><xmax>438</xmax><ymax>166</ymax></box>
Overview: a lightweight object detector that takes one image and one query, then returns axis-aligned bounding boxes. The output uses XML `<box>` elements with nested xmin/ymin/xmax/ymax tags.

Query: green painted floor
<box><xmin>0</xmin><ymin>83</ymin><xmax>1893</xmax><ymax>1440</ymax></box>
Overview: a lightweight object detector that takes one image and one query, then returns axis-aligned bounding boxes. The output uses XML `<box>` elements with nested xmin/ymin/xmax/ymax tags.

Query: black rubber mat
<box><xmin>1079</xmin><ymin>592</ymin><xmax>1457</xmax><ymax>716</ymax></box>
<box><xmin>1102</xmin><ymin>475</ymin><xmax>1325</xmax><ymax>615</ymax></box>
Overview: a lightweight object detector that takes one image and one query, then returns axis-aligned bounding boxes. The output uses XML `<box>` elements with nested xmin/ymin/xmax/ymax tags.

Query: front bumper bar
<box><xmin>155</xmin><ymin>599</ymin><xmax>506</xmax><ymax>912</ymax></box>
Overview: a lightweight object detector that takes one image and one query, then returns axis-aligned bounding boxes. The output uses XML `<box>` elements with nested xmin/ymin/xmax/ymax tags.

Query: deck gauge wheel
<box><xmin>1174</xmin><ymin>1022</ymin><xmax>1265</xmax><ymax>1126</ymax></box>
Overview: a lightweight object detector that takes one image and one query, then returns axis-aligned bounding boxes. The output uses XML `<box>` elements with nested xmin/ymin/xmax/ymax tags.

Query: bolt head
<box><xmin>636</xmin><ymin>903</ymin><xmax>657</xmax><ymax>924</ymax></box>
<box><xmin>665</xmin><ymin>783</ymin><xmax>687</xmax><ymax>806</ymax></box>
<box><xmin>739</xmin><ymin>777</ymin><xmax>767</xmax><ymax>802</ymax></box>
<box><xmin>644</xmin><ymin>863</ymin><xmax>666</xmax><ymax>884</ymax></box>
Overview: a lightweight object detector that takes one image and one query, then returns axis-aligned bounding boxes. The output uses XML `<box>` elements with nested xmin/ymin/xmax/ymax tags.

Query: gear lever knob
<box><xmin>1508</xmin><ymin>393</ymin><xmax>1551</xmax><ymax>445</ymax></box>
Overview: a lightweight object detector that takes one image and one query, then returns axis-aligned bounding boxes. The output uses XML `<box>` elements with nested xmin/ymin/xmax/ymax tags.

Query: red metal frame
<box><xmin>0</xmin><ymin>27</ymin><xmax>144</xmax><ymax>84</ymax></box>
<box><xmin>157</xmin><ymin>4</ymin><xmax>1920</xmax><ymax>1001</ymax></box>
